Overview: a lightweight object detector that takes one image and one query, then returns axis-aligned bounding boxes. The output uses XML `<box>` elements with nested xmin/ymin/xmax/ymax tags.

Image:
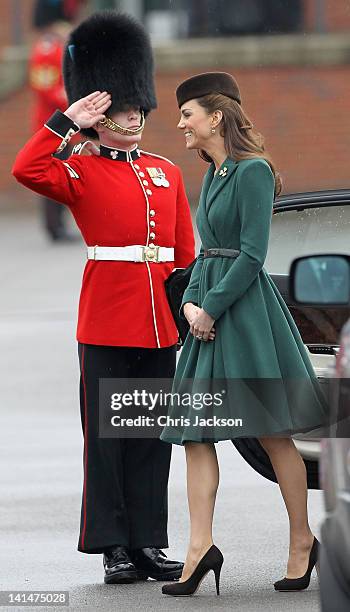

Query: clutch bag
<box><xmin>164</xmin><ymin>259</ymin><xmax>196</xmax><ymax>345</ymax></box>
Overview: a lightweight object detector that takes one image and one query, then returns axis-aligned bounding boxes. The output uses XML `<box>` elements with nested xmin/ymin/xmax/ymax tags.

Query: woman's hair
<box><xmin>196</xmin><ymin>94</ymin><xmax>282</xmax><ymax>196</ymax></box>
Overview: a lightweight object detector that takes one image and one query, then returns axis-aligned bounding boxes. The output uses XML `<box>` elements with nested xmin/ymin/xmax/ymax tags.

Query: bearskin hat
<box><xmin>63</xmin><ymin>10</ymin><xmax>157</xmax><ymax>138</ymax></box>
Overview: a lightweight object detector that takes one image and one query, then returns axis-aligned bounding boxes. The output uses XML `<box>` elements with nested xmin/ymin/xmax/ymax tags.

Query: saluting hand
<box><xmin>64</xmin><ymin>91</ymin><xmax>112</xmax><ymax>129</ymax></box>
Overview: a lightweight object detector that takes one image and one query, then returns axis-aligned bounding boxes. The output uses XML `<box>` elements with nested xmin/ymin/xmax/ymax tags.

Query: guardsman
<box><xmin>30</xmin><ymin>0</ymin><xmax>84</xmax><ymax>241</ymax></box>
<box><xmin>13</xmin><ymin>11</ymin><xmax>194</xmax><ymax>584</ymax></box>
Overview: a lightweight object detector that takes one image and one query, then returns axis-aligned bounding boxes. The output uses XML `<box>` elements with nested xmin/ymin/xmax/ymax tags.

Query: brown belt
<box><xmin>203</xmin><ymin>248</ymin><xmax>240</xmax><ymax>259</ymax></box>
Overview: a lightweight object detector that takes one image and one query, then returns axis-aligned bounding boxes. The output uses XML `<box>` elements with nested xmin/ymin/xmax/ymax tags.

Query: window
<box><xmin>186</xmin><ymin>0</ymin><xmax>303</xmax><ymax>37</ymax></box>
<box><xmin>266</xmin><ymin>204</ymin><xmax>350</xmax><ymax>275</ymax></box>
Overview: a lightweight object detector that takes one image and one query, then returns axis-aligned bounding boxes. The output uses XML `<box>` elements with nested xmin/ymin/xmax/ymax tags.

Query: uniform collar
<box><xmin>99</xmin><ymin>144</ymin><xmax>141</xmax><ymax>162</ymax></box>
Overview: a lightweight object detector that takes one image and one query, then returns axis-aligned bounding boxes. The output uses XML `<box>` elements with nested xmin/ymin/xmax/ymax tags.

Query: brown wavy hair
<box><xmin>196</xmin><ymin>94</ymin><xmax>282</xmax><ymax>196</ymax></box>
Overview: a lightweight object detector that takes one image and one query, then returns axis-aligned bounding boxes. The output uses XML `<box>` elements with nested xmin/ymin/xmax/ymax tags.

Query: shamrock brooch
<box><xmin>219</xmin><ymin>166</ymin><xmax>228</xmax><ymax>177</ymax></box>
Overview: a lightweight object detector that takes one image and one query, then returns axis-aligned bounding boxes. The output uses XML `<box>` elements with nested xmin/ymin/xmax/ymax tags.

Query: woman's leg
<box><xmin>180</xmin><ymin>442</ymin><xmax>219</xmax><ymax>581</ymax></box>
<box><xmin>258</xmin><ymin>436</ymin><xmax>315</xmax><ymax>578</ymax></box>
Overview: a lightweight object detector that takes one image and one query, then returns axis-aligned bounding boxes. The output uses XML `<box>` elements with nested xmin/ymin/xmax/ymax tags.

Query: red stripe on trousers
<box><xmin>80</xmin><ymin>344</ymin><xmax>88</xmax><ymax>550</ymax></box>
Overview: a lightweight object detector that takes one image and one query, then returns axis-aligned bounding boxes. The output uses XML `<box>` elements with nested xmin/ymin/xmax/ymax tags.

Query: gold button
<box><xmin>143</xmin><ymin>180</ymin><xmax>149</xmax><ymax>186</ymax></box>
<box><xmin>134</xmin><ymin>164</ymin><xmax>140</xmax><ymax>170</ymax></box>
<box><xmin>150</xmin><ymin>232</ymin><xmax>156</xmax><ymax>239</ymax></box>
<box><xmin>149</xmin><ymin>243</ymin><xmax>155</xmax><ymax>248</ymax></box>
<box><xmin>150</xmin><ymin>220</ymin><xmax>156</xmax><ymax>227</ymax></box>
<box><xmin>148</xmin><ymin>250</ymin><xmax>155</xmax><ymax>258</ymax></box>
<box><xmin>150</xmin><ymin>210</ymin><xmax>155</xmax><ymax>216</ymax></box>
<box><xmin>139</xmin><ymin>172</ymin><xmax>145</xmax><ymax>177</ymax></box>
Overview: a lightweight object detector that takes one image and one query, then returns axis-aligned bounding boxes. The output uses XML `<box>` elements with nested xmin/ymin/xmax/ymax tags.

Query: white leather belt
<box><xmin>87</xmin><ymin>245</ymin><xmax>174</xmax><ymax>263</ymax></box>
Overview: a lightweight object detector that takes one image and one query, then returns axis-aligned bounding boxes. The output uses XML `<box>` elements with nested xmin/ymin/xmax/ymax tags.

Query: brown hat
<box><xmin>176</xmin><ymin>72</ymin><xmax>241</xmax><ymax>108</ymax></box>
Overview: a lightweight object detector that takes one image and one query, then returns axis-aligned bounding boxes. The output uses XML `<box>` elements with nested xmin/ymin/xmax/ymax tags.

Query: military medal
<box><xmin>146</xmin><ymin>167</ymin><xmax>170</xmax><ymax>188</ymax></box>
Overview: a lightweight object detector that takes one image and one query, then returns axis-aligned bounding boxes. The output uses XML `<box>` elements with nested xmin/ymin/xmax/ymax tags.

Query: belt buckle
<box><xmin>142</xmin><ymin>245</ymin><xmax>160</xmax><ymax>262</ymax></box>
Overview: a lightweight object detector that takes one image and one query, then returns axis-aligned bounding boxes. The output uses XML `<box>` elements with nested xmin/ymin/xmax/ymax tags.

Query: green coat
<box><xmin>160</xmin><ymin>157</ymin><xmax>328</xmax><ymax>445</ymax></box>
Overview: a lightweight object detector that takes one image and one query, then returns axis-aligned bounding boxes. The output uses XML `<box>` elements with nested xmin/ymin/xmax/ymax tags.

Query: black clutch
<box><xmin>164</xmin><ymin>259</ymin><xmax>197</xmax><ymax>346</ymax></box>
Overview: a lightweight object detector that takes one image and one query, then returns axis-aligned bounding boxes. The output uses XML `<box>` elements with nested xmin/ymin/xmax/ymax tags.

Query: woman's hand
<box><xmin>184</xmin><ymin>303</ymin><xmax>215</xmax><ymax>341</ymax></box>
<box><xmin>64</xmin><ymin>91</ymin><xmax>112</xmax><ymax>129</ymax></box>
<box><xmin>186</xmin><ymin>305</ymin><xmax>216</xmax><ymax>342</ymax></box>
<box><xmin>183</xmin><ymin>302</ymin><xmax>200</xmax><ymax>324</ymax></box>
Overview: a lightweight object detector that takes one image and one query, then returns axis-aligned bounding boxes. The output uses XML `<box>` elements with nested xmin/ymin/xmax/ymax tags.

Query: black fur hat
<box><xmin>63</xmin><ymin>10</ymin><xmax>157</xmax><ymax>138</ymax></box>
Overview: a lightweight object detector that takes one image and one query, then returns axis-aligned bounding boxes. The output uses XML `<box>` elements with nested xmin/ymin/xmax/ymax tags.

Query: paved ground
<box><xmin>0</xmin><ymin>207</ymin><xmax>323</xmax><ymax>611</ymax></box>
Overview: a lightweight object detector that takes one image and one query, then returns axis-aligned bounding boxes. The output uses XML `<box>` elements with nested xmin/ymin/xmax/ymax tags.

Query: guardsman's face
<box><xmin>96</xmin><ymin>106</ymin><xmax>143</xmax><ymax>148</ymax></box>
<box><xmin>112</xmin><ymin>107</ymin><xmax>142</xmax><ymax>131</ymax></box>
<box><xmin>177</xmin><ymin>99</ymin><xmax>215</xmax><ymax>150</ymax></box>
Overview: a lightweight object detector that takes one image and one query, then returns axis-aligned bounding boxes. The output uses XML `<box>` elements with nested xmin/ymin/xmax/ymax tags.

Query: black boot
<box><xmin>103</xmin><ymin>546</ymin><xmax>138</xmax><ymax>584</ymax></box>
<box><xmin>130</xmin><ymin>548</ymin><xmax>184</xmax><ymax>581</ymax></box>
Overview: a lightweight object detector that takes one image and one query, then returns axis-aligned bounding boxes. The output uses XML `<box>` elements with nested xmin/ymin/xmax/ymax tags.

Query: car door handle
<box><xmin>307</xmin><ymin>344</ymin><xmax>339</xmax><ymax>355</ymax></box>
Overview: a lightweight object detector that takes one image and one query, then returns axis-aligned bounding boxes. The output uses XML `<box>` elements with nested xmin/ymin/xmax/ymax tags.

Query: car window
<box><xmin>266</xmin><ymin>205</ymin><xmax>350</xmax><ymax>274</ymax></box>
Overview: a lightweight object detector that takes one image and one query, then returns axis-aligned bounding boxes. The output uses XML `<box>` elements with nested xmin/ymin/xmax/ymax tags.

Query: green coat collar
<box><xmin>204</xmin><ymin>157</ymin><xmax>239</xmax><ymax>211</ymax></box>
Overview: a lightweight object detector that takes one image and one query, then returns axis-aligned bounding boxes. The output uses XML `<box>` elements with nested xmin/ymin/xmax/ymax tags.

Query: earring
<box><xmin>211</xmin><ymin>128</ymin><xmax>216</xmax><ymax>134</ymax></box>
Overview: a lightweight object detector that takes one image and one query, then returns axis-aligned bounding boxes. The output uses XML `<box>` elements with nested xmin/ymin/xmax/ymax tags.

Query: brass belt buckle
<box><xmin>142</xmin><ymin>245</ymin><xmax>160</xmax><ymax>262</ymax></box>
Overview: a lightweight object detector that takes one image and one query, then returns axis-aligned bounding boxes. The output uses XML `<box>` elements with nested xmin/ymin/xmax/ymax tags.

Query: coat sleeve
<box><xmin>174</xmin><ymin>167</ymin><xmax>195</xmax><ymax>268</ymax></box>
<box><xmin>12</xmin><ymin>111</ymin><xmax>84</xmax><ymax>206</ymax></box>
<box><xmin>201</xmin><ymin>160</ymin><xmax>275</xmax><ymax>320</ymax></box>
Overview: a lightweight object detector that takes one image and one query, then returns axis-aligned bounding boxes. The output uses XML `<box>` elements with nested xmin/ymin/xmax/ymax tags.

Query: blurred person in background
<box><xmin>30</xmin><ymin>0</ymin><xmax>85</xmax><ymax>241</ymax></box>
<box><xmin>13</xmin><ymin>10</ymin><xmax>194</xmax><ymax>586</ymax></box>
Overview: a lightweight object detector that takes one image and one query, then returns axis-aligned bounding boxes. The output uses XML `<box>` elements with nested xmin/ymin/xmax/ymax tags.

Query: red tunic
<box><xmin>12</xmin><ymin>115</ymin><xmax>195</xmax><ymax>348</ymax></box>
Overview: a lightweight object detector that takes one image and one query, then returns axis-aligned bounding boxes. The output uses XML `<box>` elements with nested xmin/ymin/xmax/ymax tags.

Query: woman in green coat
<box><xmin>161</xmin><ymin>72</ymin><xmax>328</xmax><ymax>597</ymax></box>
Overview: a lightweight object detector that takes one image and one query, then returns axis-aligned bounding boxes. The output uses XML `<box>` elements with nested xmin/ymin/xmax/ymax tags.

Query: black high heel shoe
<box><xmin>161</xmin><ymin>545</ymin><xmax>224</xmax><ymax>597</ymax></box>
<box><xmin>274</xmin><ymin>537</ymin><xmax>319</xmax><ymax>591</ymax></box>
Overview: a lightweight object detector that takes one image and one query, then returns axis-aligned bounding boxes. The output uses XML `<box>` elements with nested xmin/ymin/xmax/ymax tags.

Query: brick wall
<box><xmin>1</xmin><ymin>87</ymin><xmax>32</xmax><ymax>190</ymax></box>
<box><xmin>4</xmin><ymin>65</ymin><xmax>350</xmax><ymax>204</ymax></box>
<box><xmin>149</xmin><ymin>65</ymin><xmax>350</xmax><ymax>199</ymax></box>
<box><xmin>304</xmin><ymin>0</ymin><xmax>350</xmax><ymax>32</ymax></box>
<box><xmin>325</xmin><ymin>0</ymin><xmax>350</xmax><ymax>31</ymax></box>
<box><xmin>2</xmin><ymin>1</ymin><xmax>350</xmax><ymax>204</ymax></box>
<box><xmin>0</xmin><ymin>0</ymin><xmax>35</xmax><ymax>51</ymax></box>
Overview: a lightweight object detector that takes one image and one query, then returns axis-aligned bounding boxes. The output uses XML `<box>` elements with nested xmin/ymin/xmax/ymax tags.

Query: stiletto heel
<box><xmin>162</xmin><ymin>545</ymin><xmax>224</xmax><ymax>597</ymax></box>
<box><xmin>274</xmin><ymin>537</ymin><xmax>320</xmax><ymax>592</ymax></box>
<box><xmin>315</xmin><ymin>560</ymin><xmax>320</xmax><ymax>578</ymax></box>
<box><xmin>214</xmin><ymin>561</ymin><xmax>222</xmax><ymax>595</ymax></box>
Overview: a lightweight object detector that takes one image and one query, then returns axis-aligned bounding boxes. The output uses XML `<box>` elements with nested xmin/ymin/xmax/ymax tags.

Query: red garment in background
<box><xmin>29</xmin><ymin>33</ymin><xmax>67</xmax><ymax>133</ymax></box>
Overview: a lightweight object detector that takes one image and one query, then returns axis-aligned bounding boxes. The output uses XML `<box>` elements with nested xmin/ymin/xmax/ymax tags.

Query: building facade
<box><xmin>1</xmin><ymin>0</ymin><xmax>350</xmax><ymax>200</ymax></box>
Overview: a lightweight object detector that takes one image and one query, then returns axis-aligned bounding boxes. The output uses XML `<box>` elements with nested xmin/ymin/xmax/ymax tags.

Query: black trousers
<box><xmin>77</xmin><ymin>343</ymin><xmax>176</xmax><ymax>554</ymax></box>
